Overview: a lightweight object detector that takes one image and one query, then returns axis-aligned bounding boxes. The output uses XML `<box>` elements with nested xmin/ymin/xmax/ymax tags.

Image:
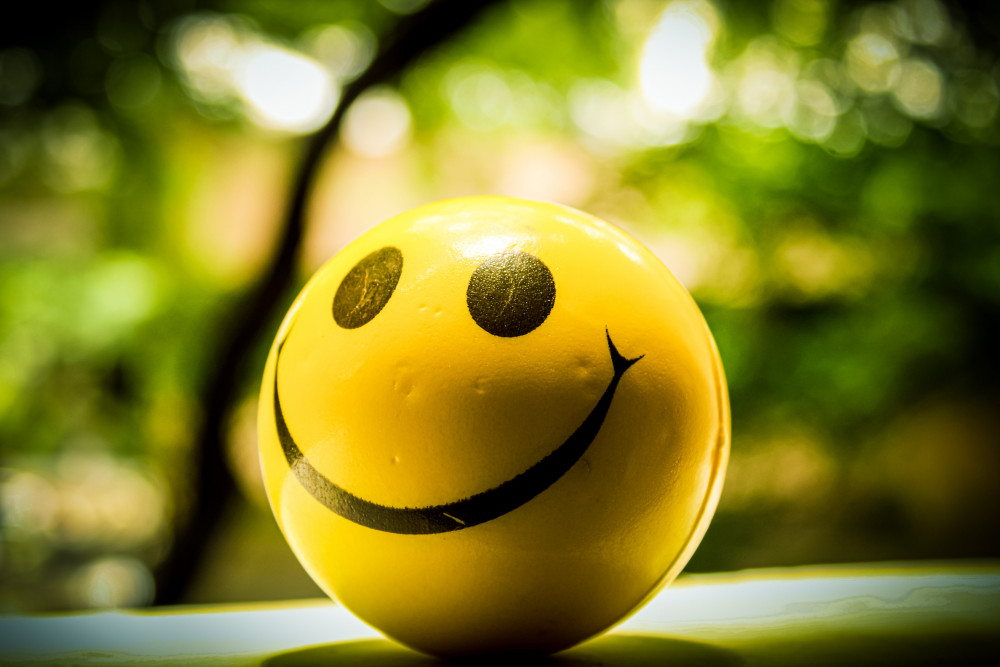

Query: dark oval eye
<box><xmin>466</xmin><ymin>251</ymin><xmax>555</xmax><ymax>337</ymax></box>
<box><xmin>333</xmin><ymin>246</ymin><xmax>404</xmax><ymax>329</ymax></box>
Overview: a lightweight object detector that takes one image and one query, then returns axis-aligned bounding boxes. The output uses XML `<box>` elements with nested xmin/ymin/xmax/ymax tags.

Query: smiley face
<box><xmin>258</xmin><ymin>196</ymin><xmax>729</xmax><ymax>656</ymax></box>
<box><xmin>274</xmin><ymin>245</ymin><xmax>643</xmax><ymax>535</ymax></box>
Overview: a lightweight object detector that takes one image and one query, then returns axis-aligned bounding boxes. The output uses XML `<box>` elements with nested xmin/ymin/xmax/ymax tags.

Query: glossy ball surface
<box><xmin>258</xmin><ymin>196</ymin><xmax>729</xmax><ymax>656</ymax></box>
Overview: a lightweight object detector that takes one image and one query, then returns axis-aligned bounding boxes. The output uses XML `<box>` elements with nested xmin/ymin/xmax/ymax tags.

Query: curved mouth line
<box><xmin>273</xmin><ymin>326</ymin><xmax>642</xmax><ymax>535</ymax></box>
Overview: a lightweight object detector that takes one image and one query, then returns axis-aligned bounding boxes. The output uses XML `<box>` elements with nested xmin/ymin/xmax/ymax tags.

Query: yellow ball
<box><xmin>257</xmin><ymin>196</ymin><xmax>729</xmax><ymax>656</ymax></box>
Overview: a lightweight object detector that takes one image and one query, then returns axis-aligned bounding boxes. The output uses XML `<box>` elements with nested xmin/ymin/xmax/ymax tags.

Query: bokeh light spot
<box><xmin>446</xmin><ymin>63</ymin><xmax>514</xmax><ymax>131</ymax></box>
<box><xmin>342</xmin><ymin>88</ymin><xmax>413</xmax><ymax>158</ymax></box>
<box><xmin>639</xmin><ymin>0</ymin><xmax>718</xmax><ymax>118</ymax></box>
<box><xmin>790</xmin><ymin>79</ymin><xmax>838</xmax><ymax>141</ymax></box>
<box><xmin>894</xmin><ymin>0</ymin><xmax>951</xmax><ymax>46</ymax></box>
<box><xmin>730</xmin><ymin>38</ymin><xmax>799</xmax><ymax>129</ymax></box>
<box><xmin>236</xmin><ymin>45</ymin><xmax>337</xmax><ymax>134</ymax></box>
<box><xmin>169</xmin><ymin>13</ymin><xmax>339</xmax><ymax>133</ymax></box>
<box><xmin>303</xmin><ymin>23</ymin><xmax>376</xmax><ymax>82</ymax></box>
<box><xmin>69</xmin><ymin>556</ymin><xmax>155</xmax><ymax>609</ymax></box>
<box><xmin>892</xmin><ymin>58</ymin><xmax>943</xmax><ymax>119</ymax></box>
<box><xmin>42</xmin><ymin>104</ymin><xmax>119</xmax><ymax>193</ymax></box>
<box><xmin>847</xmin><ymin>33</ymin><xmax>900</xmax><ymax>93</ymax></box>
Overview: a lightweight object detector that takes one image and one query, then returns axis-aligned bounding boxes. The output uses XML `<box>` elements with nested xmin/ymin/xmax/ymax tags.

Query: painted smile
<box><xmin>273</xmin><ymin>327</ymin><xmax>642</xmax><ymax>535</ymax></box>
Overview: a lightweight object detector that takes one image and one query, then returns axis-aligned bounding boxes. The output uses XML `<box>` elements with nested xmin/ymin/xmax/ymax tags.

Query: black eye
<box><xmin>333</xmin><ymin>246</ymin><xmax>404</xmax><ymax>329</ymax></box>
<box><xmin>466</xmin><ymin>251</ymin><xmax>555</xmax><ymax>337</ymax></box>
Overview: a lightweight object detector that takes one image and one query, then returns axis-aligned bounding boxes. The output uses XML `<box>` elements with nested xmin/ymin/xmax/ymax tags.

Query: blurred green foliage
<box><xmin>1</xmin><ymin>0</ymin><xmax>999</xmax><ymax>611</ymax></box>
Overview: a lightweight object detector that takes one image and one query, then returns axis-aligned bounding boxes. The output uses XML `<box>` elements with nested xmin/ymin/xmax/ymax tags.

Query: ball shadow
<box><xmin>263</xmin><ymin>633</ymin><xmax>743</xmax><ymax>667</ymax></box>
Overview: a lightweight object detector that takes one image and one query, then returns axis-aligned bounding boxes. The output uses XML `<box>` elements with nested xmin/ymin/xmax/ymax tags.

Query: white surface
<box><xmin>1</xmin><ymin>562</ymin><xmax>997</xmax><ymax>659</ymax></box>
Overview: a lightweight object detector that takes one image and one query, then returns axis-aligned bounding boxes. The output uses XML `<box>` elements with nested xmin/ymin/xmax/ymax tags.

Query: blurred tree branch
<box><xmin>152</xmin><ymin>0</ymin><xmax>506</xmax><ymax>605</ymax></box>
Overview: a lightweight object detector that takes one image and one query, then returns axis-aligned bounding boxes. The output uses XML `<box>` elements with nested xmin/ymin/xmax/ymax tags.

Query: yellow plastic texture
<box><xmin>257</xmin><ymin>196</ymin><xmax>729</xmax><ymax>656</ymax></box>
